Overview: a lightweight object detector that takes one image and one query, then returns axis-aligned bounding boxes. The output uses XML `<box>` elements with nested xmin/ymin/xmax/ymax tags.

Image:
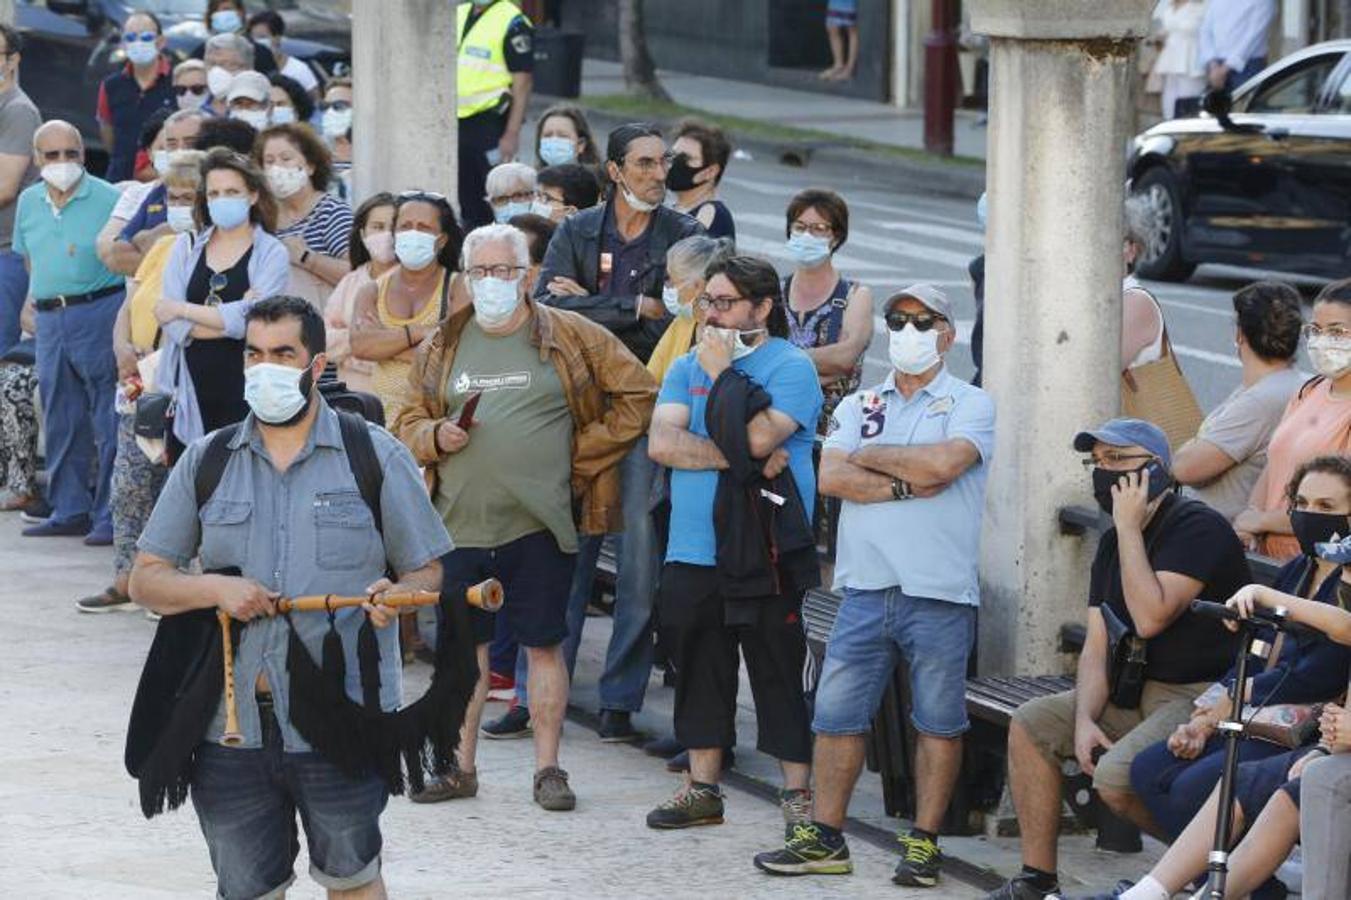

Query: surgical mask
<box><xmin>207</xmin><ymin>196</ymin><xmax>251</xmax><ymax>230</ymax></box>
<box><xmin>662</xmin><ymin>284</ymin><xmax>691</xmax><ymax>319</ymax></box>
<box><xmin>471</xmin><ymin>276</ymin><xmax>522</xmax><ymax>328</ymax></box>
<box><xmin>493</xmin><ymin>200</ymin><xmax>532</xmax><ymax>224</ymax></box>
<box><xmin>210</xmin><ymin>9</ymin><xmax>242</xmax><ymax>33</ymax></box>
<box><xmin>785</xmin><ymin>232</ymin><xmax>832</xmax><ymax>267</ymax></box>
<box><xmin>618</xmin><ymin>174</ymin><xmax>659</xmax><ymax>213</ymax></box>
<box><xmin>40</xmin><ymin>162</ymin><xmax>83</xmax><ymax>193</ymax></box>
<box><xmin>206</xmin><ymin>65</ymin><xmax>233</xmax><ymax>99</ymax></box>
<box><xmin>1091</xmin><ymin>461</ymin><xmax>1172</xmax><ymax>516</ymax></box>
<box><xmin>244</xmin><ymin>362</ymin><xmax>313</xmax><ymax>425</ymax></box>
<box><xmin>166</xmin><ymin>204</ymin><xmax>196</xmax><ymax>233</ymax></box>
<box><xmin>270</xmin><ymin>106</ymin><xmax>297</xmax><ymax>126</ymax></box>
<box><xmin>177</xmin><ymin>89</ymin><xmax>203</xmax><ymax>111</ymax></box>
<box><xmin>266</xmin><ymin>164</ymin><xmax>309</xmax><ymax>199</ymax></box>
<box><xmin>152</xmin><ymin>149</ymin><xmax>172</xmax><ymax>176</ymax></box>
<box><xmin>706</xmin><ymin>325</ymin><xmax>766</xmax><ymax>361</ymax></box>
<box><xmin>321</xmin><ymin>107</ymin><xmax>353</xmax><ymax>140</ymax></box>
<box><xmin>1309</xmin><ymin>335</ymin><xmax>1351</xmax><ymax>380</ymax></box>
<box><xmin>395</xmin><ymin>230</ymin><xmax>438</xmax><ymax>270</ymax></box>
<box><xmin>231</xmin><ymin>108</ymin><xmax>270</xmax><ymax>132</ymax></box>
<box><xmin>538</xmin><ymin>136</ymin><xmax>577</xmax><ymax>167</ymax></box>
<box><xmin>888</xmin><ymin>323</ymin><xmax>941</xmax><ymax>375</ymax></box>
<box><xmin>530</xmin><ymin>199</ymin><xmax>556</xmax><ymax>220</ymax></box>
<box><xmin>1291</xmin><ymin>510</ymin><xmax>1351</xmax><ymax>560</ymax></box>
<box><xmin>362</xmin><ymin>230</ymin><xmax>395</xmax><ymax>265</ymax></box>
<box><xmin>125</xmin><ymin>39</ymin><xmax>159</xmax><ymax>67</ymax></box>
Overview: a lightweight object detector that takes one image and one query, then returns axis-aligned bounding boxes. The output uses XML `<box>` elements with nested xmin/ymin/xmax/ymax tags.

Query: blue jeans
<box><xmin>0</xmin><ymin>250</ymin><xmax>28</xmax><ymax>355</ymax></box>
<box><xmin>813</xmin><ymin>587</ymin><xmax>976</xmax><ymax>738</ymax></box>
<box><xmin>1225</xmin><ymin>56</ymin><xmax>1267</xmax><ymax>91</ymax></box>
<box><xmin>518</xmin><ymin>439</ymin><xmax>660</xmax><ymax>712</ymax></box>
<box><xmin>34</xmin><ymin>292</ymin><xmax>122</xmax><ymax>529</ymax></box>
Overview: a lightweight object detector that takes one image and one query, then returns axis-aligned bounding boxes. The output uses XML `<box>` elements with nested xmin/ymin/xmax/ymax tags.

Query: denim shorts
<box><xmin>826</xmin><ymin>0</ymin><xmax>857</xmax><ymax>26</ymax></box>
<box><xmin>812</xmin><ymin>587</ymin><xmax>975</xmax><ymax>738</ymax></box>
<box><xmin>190</xmin><ymin>701</ymin><xmax>387</xmax><ymax>900</ymax></box>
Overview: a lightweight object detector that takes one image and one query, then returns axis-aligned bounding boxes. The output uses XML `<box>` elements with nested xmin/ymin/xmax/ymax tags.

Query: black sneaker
<box><xmin>645</xmin><ymin>783</ymin><xmax>724</xmax><ymax>829</ymax></box>
<box><xmin>753</xmin><ymin>822</ymin><xmax>853</xmax><ymax>876</ymax></box>
<box><xmin>893</xmin><ymin>832</ymin><xmax>943</xmax><ymax>887</ymax></box>
<box><xmin>597</xmin><ymin>710</ymin><xmax>642</xmax><ymax>743</ymax></box>
<box><xmin>481</xmin><ymin>704</ymin><xmax>531</xmax><ymax>739</ymax></box>
<box><xmin>984</xmin><ymin>875</ymin><xmax>1062</xmax><ymax>900</ymax></box>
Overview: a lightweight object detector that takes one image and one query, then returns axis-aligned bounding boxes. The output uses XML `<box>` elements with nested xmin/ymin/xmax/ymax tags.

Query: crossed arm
<box><xmin>819</xmin><ymin>437</ymin><xmax>981</xmax><ymax>504</ymax></box>
<box><xmin>647</xmin><ymin>401</ymin><xmax>798</xmax><ymax>471</ymax></box>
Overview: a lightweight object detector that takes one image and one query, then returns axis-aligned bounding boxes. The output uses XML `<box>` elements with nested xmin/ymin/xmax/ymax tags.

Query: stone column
<box><xmin>350</xmin><ymin>0</ymin><xmax>457</xmax><ymax>206</ymax></box>
<box><xmin>967</xmin><ymin>0</ymin><xmax>1155</xmax><ymax>675</ymax></box>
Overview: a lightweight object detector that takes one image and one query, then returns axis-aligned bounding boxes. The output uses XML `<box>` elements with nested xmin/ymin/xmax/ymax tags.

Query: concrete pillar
<box><xmin>968</xmin><ymin>0</ymin><xmax>1155</xmax><ymax>675</ymax></box>
<box><xmin>350</xmin><ymin>0</ymin><xmax>457</xmax><ymax>207</ymax></box>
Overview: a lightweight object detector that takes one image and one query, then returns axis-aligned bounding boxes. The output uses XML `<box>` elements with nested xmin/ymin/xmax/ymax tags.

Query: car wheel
<box><xmin>1132</xmin><ymin>167</ymin><xmax>1197</xmax><ymax>283</ymax></box>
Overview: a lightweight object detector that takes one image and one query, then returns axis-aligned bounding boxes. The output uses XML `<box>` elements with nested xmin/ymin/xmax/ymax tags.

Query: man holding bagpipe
<box><xmin>125</xmin><ymin>296</ymin><xmax>464</xmax><ymax>900</ymax></box>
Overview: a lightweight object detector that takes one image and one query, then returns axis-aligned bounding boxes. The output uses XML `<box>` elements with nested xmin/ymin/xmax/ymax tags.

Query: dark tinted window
<box><xmin>1244</xmin><ymin>54</ymin><xmax>1340</xmax><ymax>114</ymax></box>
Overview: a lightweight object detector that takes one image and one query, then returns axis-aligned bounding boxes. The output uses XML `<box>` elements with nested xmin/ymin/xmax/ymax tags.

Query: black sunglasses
<box><xmin>204</xmin><ymin>272</ymin><xmax>229</xmax><ymax>307</ymax></box>
<box><xmin>884</xmin><ymin>311</ymin><xmax>947</xmax><ymax>333</ymax></box>
<box><xmin>174</xmin><ymin>84</ymin><xmax>208</xmax><ymax>97</ymax></box>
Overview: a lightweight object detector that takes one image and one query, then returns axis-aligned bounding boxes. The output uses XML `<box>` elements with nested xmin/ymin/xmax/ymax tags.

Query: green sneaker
<box><xmin>894</xmin><ymin>832</ymin><xmax>944</xmax><ymax>887</ymax></box>
<box><xmin>753</xmin><ymin>823</ymin><xmax>853</xmax><ymax>876</ymax></box>
<box><xmin>645</xmin><ymin>783</ymin><xmax>724</xmax><ymax>829</ymax></box>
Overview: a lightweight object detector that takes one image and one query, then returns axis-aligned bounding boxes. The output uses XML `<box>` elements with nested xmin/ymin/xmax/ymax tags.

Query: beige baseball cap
<box><xmin>226</xmin><ymin>71</ymin><xmax>270</xmax><ymax>105</ymax></box>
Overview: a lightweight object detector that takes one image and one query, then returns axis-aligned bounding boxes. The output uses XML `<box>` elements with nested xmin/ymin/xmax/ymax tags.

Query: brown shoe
<box><xmin>75</xmin><ymin>587</ymin><xmax>132</xmax><ymax>614</ymax></box>
<box><xmin>409</xmin><ymin>767</ymin><xmax>478</xmax><ymax>803</ymax></box>
<box><xmin>533</xmin><ymin>766</ymin><xmax>576</xmax><ymax>811</ymax></box>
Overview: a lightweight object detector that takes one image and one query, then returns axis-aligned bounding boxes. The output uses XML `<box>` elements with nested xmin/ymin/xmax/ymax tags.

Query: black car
<box><xmin>14</xmin><ymin>0</ymin><xmax>350</xmax><ymax>174</ymax></box>
<box><xmin>1128</xmin><ymin>40</ymin><xmax>1351</xmax><ymax>282</ymax></box>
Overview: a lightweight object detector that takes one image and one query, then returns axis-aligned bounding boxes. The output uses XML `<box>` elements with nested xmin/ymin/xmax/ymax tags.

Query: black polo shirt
<box><xmin>1089</xmin><ymin>494</ymin><xmax>1249</xmax><ymax>684</ymax></box>
<box><xmin>96</xmin><ymin>57</ymin><xmax>175</xmax><ymax>182</ymax></box>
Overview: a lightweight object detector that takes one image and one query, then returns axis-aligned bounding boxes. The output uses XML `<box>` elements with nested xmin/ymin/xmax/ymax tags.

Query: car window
<box><xmin>1243</xmin><ymin>55</ymin><xmax>1341</xmax><ymax>114</ymax></box>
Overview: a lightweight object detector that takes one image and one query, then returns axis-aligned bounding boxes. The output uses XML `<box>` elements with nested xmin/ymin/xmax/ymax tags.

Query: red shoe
<box><xmin>487</xmin><ymin>670</ymin><xmax>516</xmax><ymax>702</ymax></box>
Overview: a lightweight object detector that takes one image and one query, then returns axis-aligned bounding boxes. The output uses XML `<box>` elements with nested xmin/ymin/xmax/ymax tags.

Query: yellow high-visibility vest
<box><xmin>457</xmin><ymin>0</ymin><xmax>527</xmax><ymax>120</ymax></box>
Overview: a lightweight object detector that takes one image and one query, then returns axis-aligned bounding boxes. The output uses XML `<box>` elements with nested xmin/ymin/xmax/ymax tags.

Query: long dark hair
<box><xmin>534</xmin><ymin>103</ymin><xmax>600</xmax><ymax>166</ymax></box>
<box><xmin>394</xmin><ymin>191</ymin><xmax>465</xmax><ymax>272</ymax></box>
<box><xmin>705</xmin><ymin>255</ymin><xmax>789</xmax><ymax>339</ymax></box>
<box><xmin>195</xmin><ymin>147</ymin><xmax>276</xmax><ymax>232</ymax></box>
<box><xmin>348</xmin><ymin>192</ymin><xmax>395</xmax><ymax>269</ymax></box>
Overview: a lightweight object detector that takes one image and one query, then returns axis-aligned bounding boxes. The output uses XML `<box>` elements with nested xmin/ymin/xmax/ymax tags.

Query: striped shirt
<box><xmin>276</xmin><ymin>193</ymin><xmax>352</xmax><ymax>259</ymax></box>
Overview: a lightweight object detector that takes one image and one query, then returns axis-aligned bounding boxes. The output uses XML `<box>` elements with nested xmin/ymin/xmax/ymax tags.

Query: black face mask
<box><xmin>1290</xmin><ymin>509</ymin><xmax>1351</xmax><ymax>559</ymax></box>
<box><xmin>665</xmin><ymin>154</ymin><xmax>707</xmax><ymax>192</ymax></box>
<box><xmin>275</xmin><ymin>366</ymin><xmax>316</xmax><ymax>429</ymax></box>
<box><xmin>1091</xmin><ymin>461</ymin><xmax>1172</xmax><ymax>516</ymax></box>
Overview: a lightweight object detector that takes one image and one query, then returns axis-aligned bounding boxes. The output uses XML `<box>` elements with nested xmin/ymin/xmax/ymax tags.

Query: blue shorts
<box><xmin>190</xmin><ymin>702</ymin><xmax>387</xmax><ymax>900</ymax></box>
<box><xmin>826</xmin><ymin>0</ymin><xmax>857</xmax><ymax>27</ymax></box>
<box><xmin>1233</xmin><ymin>748</ymin><xmax>1304</xmax><ymax>818</ymax></box>
<box><xmin>813</xmin><ymin>587</ymin><xmax>975</xmax><ymax>738</ymax></box>
<box><xmin>444</xmin><ymin>530</ymin><xmax>577</xmax><ymax>648</ymax></box>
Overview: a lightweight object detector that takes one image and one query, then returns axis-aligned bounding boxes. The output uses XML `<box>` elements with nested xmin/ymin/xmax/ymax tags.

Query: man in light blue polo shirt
<box><xmin>13</xmin><ymin>120</ymin><xmax>123</xmax><ymax>541</ymax></box>
<box><xmin>754</xmin><ymin>283</ymin><xmax>995</xmax><ymax>887</ymax></box>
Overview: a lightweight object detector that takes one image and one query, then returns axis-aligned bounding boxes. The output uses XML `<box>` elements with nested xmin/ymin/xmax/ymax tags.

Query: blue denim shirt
<box><xmin>137</xmin><ymin>402</ymin><xmax>454</xmax><ymax>752</ymax></box>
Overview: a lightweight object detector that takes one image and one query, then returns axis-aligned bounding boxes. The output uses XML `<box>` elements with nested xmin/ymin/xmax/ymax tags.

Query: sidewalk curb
<box><xmin>532</xmin><ymin>95</ymin><xmax>987</xmax><ymax>202</ymax></box>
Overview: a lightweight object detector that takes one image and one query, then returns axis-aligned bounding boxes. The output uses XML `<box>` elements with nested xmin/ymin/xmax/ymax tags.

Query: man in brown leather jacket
<box><xmin>393</xmin><ymin>223</ymin><xmax>656</xmax><ymax>811</ymax></box>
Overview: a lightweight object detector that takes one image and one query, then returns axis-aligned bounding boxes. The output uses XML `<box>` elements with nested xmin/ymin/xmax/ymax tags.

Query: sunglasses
<box><xmin>204</xmin><ymin>272</ymin><xmax>229</xmax><ymax>307</ymax></box>
<box><xmin>39</xmin><ymin>149</ymin><xmax>81</xmax><ymax>162</ymax></box>
<box><xmin>122</xmin><ymin>30</ymin><xmax>157</xmax><ymax>43</ymax></box>
<box><xmin>174</xmin><ymin>84</ymin><xmax>208</xmax><ymax>97</ymax></box>
<box><xmin>884</xmin><ymin>311</ymin><xmax>947</xmax><ymax>333</ymax></box>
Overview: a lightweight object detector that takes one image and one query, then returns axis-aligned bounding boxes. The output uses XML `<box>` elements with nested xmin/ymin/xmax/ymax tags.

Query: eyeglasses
<box><xmin>174</xmin><ymin>84</ymin><xmax>208</xmax><ymax>97</ymax></box>
<box><xmin>488</xmin><ymin>189</ymin><xmax>534</xmax><ymax>206</ymax></box>
<box><xmin>1080</xmin><ymin>453</ymin><xmax>1156</xmax><ymax>469</ymax></box>
<box><xmin>122</xmin><ymin>30</ymin><xmax>157</xmax><ymax>43</ymax></box>
<box><xmin>624</xmin><ymin>153</ymin><xmax>673</xmax><ymax>174</ymax></box>
<box><xmin>319</xmin><ymin>100</ymin><xmax>352</xmax><ymax>112</ymax></box>
<box><xmin>696</xmin><ymin>293</ymin><xmax>749</xmax><ymax>312</ymax></box>
<box><xmin>884</xmin><ymin>311</ymin><xmax>947</xmax><ymax>333</ymax></box>
<box><xmin>790</xmin><ymin>221</ymin><xmax>833</xmax><ymax>238</ymax></box>
<box><xmin>204</xmin><ymin>272</ymin><xmax>228</xmax><ymax>307</ymax></box>
<box><xmin>467</xmin><ymin>265</ymin><xmax>526</xmax><ymax>281</ymax></box>
<box><xmin>1303</xmin><ymin>323</ymin><xmax>1351</xmax><ymax>340</ymax></box>
<box><xmin>38</xmin><ymin>149</ymin><xmax>81</xmax><ymax>162</ymax></box>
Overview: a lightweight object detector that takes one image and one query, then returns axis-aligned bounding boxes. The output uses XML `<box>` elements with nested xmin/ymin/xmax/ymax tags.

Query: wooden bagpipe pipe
<box><xmin>125</xmin><ymin>572</ymin><xmax>502</xmax><ymax>818</ymax></box>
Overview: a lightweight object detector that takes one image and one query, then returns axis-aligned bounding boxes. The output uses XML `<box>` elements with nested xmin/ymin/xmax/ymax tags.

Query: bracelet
<box><xmin>300</xmin><ymin>249</ymin><xmax>312</xmax><ymax>267</ymax></box>
<box><xmin>891</xmin><ymin>478</ymin><xmax>912</xmax><ymax>501</ymax></box>
<box><xmin>404</xmin><ymin>325</ymin><xmax>413</xmax><ymax>348</ymax></box>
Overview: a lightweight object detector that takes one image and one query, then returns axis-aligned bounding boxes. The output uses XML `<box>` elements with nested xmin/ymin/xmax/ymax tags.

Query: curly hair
<box><xmin>1286</xmin><ymin>454</ymin><xmax>1351</xmax><ymax>507</ymax></box>
<box><xmin>254</xmin><ymin>123</ymin><xmax>333</xmax><ymax>192</ymax></box>
<box><xmin>1233</xmin><ymin>281</ymin><xmax>1303</xmax><ymax>362</ymax></box>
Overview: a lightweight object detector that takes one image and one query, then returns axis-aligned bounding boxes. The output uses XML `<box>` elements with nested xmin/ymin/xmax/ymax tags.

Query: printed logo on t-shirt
<box><xmin>859</xmin><ymin>391</ymin><xmax>887</xmax><ymax>439</ymax></box>
<box><xmin>453</xmin><ymin>370</ymin><xmax>531</xmax><ymax>394</ymax></box>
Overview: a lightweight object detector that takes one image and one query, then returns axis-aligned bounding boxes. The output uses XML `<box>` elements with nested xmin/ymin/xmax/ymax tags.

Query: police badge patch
<box><xmin>511</xmin><ymin>33</ymin><xmax>532</xmax><ymax>54</ymax></box>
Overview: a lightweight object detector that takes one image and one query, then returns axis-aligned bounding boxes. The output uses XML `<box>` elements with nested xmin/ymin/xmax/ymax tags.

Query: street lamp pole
<box><xmin>923</xmin><ymin>0</ymin><xmax>958</xmax><ymax>156</ymax></box>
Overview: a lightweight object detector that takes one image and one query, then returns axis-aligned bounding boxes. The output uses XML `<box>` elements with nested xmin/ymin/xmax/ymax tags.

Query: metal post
<box><xmin>1204</xmin><ymin>625</ymin><xmax>1258</xmax><ymax>898</ymax></box>
<box><xmin>922</xmin><ymin>0</ymin><xmax>957</xmax><ymax>156</ymax></box>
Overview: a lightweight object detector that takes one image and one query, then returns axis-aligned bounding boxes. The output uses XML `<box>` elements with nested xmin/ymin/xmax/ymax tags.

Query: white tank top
<box><xmin>1124</xmin><ymin>275</ymin><xmax>1165</xmax><ymax>368</ymax></box>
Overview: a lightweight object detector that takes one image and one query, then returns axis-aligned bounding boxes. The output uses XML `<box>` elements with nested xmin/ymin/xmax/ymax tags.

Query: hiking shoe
<box><xmin>646</xmin><ymin>783</ymin><xmax>724</xmax><ymax>829</ymax></box>
<box><xmin>598</xmin><ymin>710</ymin><xmax>642</xmax><ymax>743</ymax></box>
<box><xmin>487</xmin><ymin>670</ymin><xmax>515</xmax><ymax>702</ymax></box>
<box><xmin>753</xmin><ymin>822</ymin><xmax>853</xmax><ymax>876</ymax></box>
<box><xmin>984</xmin><ymin>875</ymin><xmax>1063</xmax><ymax>899</ymax></box>
<box><xmin>666</xmin><ymin>747</ymin><xmax>734</xmax><ymax>773</ymax></box>
<box><xmin>779</xmin><ymin>787</ymin><xmax>813</xmax><ymax>825</ymax></box>
<box><xmin>533</xmin><ymin>766</ymin><xmax>575</xmax><ymax>811</ymax></box>
<box><xmin>893</xmin><ymin>832</ymin><xmax>944</xmax><ymax>887</ymax></box>
<box><xmin>481</xmin><ymin>704</ymin><xmax>531</xmax><ymax>739</ymax></box>
<box><xmin>75</xmin><ymin>587</ymin><xmax>131</xmax><ymax>613</ymax></box>
<box><xmin>410</xmin><ymin>767</ymin><xmax>478</xmax><ymax>803</ymax></box>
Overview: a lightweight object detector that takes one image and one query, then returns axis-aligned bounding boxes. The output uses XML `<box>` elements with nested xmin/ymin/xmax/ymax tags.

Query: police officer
<box><xmin>457</xmin><ymin>0</ymin><xmax>534</xmax><ymax>229</ymax></box>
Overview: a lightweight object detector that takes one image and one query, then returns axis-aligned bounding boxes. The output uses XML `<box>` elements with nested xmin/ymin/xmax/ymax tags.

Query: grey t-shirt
<box><xmin>0</xmin><ymin>87</ymin><xmax>40</xmax><ymax>251</ymax></box>
<box><xmin>1182</xmin><ymin>366</ymin><xmax>1305</xmax><ymax>522</ymax></box>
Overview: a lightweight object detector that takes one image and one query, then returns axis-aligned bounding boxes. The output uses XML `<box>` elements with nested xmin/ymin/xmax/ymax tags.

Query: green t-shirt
<box><xmin>434</xmin><ymin>320</ymin><xmax>577</xmax><ymax>552</ymax></box>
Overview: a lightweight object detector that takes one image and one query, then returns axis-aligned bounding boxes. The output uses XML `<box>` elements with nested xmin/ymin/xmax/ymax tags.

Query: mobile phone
<box><xmin>456</xmin><ymin>391</ymin><xmax>482</xmax><ymax>429</ymax></box>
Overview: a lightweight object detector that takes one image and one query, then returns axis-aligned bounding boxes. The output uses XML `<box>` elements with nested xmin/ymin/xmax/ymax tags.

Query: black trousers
<box><xmin>457</xmin><ymin>110</ymin><xmax>506</xmax><ymax>230</ymax></box>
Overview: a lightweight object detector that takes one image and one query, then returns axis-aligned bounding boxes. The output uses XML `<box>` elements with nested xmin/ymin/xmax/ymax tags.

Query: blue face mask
<box><xmin>210</xmin><ymin>9</ymin><xmax>242</xmax><ymax>33</ymax></box>
<box><xmin>785</xmin><ymin>232</ymin><xmax>832</xmax><ymax>267</ymax></box>
<box><xmin>538</xmin><ymin>136</ymin><xmax>577</xmax><ymax>167</ymax></box>
<box><xmin>207</xmin><ymin>196</ymin><xmax>250</xmax><ymax>230</ymax></box>
<box><xmin>395</xmin><ymin>230</ymin><xmax>439</xmax><ymax>270</ymax></box>
<box><xmin>471</xmin><ymin>276</ymin><xmax>522</xmax><ymax>327</ymax></box>
<box><xmin>493</xmin><ymin>200</ymin><xmax>532</xmax><ymax>224</ymax></box>
<box><xmin>124</xmin><ymin>39</ymin><xmax>159</xmax><ymax>67</ymax></box>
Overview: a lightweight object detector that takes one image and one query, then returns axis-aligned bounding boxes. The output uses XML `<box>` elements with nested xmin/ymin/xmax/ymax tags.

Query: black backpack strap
<box><xmin>194</xmin><ymin>424</ymin><xmax>242</xmax><ymax>509</ymax></box>
<box><xmin>337</xmin><ymin>410</ymin><xmax>384</xmax><ymax>536</ymax></box>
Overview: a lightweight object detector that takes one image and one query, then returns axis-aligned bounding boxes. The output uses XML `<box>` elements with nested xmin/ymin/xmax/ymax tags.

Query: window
<box><xmin>1243</xmin><ymin>54</ymin><xmax>1341</xmax><ymax>114</ymax></box>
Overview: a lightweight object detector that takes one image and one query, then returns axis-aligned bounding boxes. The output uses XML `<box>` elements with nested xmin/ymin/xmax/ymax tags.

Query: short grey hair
<box><xmin>1123</xmin><ymin>194</ymin><xmax>1153</xmax><ymax>251</ymax></box>
<box><xmin>173</xmin><ymin>58</ymin><xmax>206</xmax><ymax>81</ymax></box>
<box><xmin>205</xmin><ymin>32</ymin><xmax>254</xmax><ymax>68</ymax></box>
<box><xmin>462</xmin><ymin>224</ymin><xmax>531</xmax><ymax>270</ymax></box>
<box><xmin>666</xmin><ymin>235</ymin><xmax>735</xmax><ymax>286</ymax></box>
<box><xmin>484</xmin><ymin>162</ymin><xmax>536</xmax><ymax>201</ymax></box>
<box><xmin>164</xmin><ymin>108</ymin><xmax>207</xmax><ymax>130</ymax></box>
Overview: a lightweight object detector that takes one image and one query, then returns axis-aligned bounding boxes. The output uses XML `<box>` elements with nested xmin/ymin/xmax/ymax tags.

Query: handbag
<box><xmin>1121</xmin><ymin>326</ymin><xmax>1204</xmax><ymax>451</ymax></box>
<box><xmin>1243</xmin><ymin>703</ymin><xmax>1324</xmax><ymax>749</ymax></box>
<box><xmin>1102</xmin><ymin>602</ymin><xmax>1148</xmax><ymax>709</ymax></box>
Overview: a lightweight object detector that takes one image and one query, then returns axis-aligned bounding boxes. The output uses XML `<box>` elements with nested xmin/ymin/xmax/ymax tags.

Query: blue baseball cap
<box><xmin>1073</xmin><ymin>417</ymin><xmax>1171</xmax><ymax>468</ymax></box>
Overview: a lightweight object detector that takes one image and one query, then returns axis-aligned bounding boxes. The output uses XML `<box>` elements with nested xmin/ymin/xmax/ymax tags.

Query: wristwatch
<box><xmin>891</xmin><ymin>478</ymin><xmax>912</xmax><ymax>501</ymax></box>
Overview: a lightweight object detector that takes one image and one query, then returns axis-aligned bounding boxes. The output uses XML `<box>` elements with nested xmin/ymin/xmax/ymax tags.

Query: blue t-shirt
<box><xmin>658</xmin><ymin>337</ymin><xmax>823</xmax><ymax>567</ymax></box>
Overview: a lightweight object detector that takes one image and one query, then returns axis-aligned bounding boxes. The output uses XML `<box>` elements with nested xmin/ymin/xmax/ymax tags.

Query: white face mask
<box><xmin>231</xmin><ymin>107</ymin><xmax>270</xmax><ymax>132</ymax></box>
<box><xmin>662</xmin><ymin>283</ymin><xmax>689</xmax><ymax>319</ymax></box>
<box><xmin>270</xmin><ymin>106</ymin><xmax>297</xmax><ymax>125</ymax></box>
<box><xmin>618</xmin><ymin>174</ymin><xmax>659</xmax><ymax>214</ymax></box>
<box><xmin>243</xmin><ymin>362</ymin><xmax>311</xmax><ymax>424</ymax></box>
<box><xmin>166</xmin><ymin>204</ymin><xmax>196</xmax><ymax>233</ymax></box>
<box><xmin>206</xmin><ymin>65</ymin><xmax>234</xmax><ymax>99</ymax></box>
<box><xmin>266</xmin><ymin>164</ymin><xmax>309</xmax><ymax>199</ymax></box>
<box><xmin>471</xmin><ymin>276</ymin><xmax>522</xmax><ymax>328</ymax></box>
<box><xmin>41</xmin><ymin>161</ymin><xmax>83</xmax><ymax>193</ymax></box>
<box><xmin>706</xmin><ymin>325</ymin><xmax>766</xmax><ymax>361</ymax></box>
<box><xmin>888</xmin><ymin>323</ymin><xmax>942</xmax><ymax>375</ymax></box>
<box><xmin>152</xmin><ymin>149</ymin><xmax>172</xmax><ymax>176</ymax></box>
<box><xmin>1309</xmin><ymin>334</ymin><xmax>1351</xmax><ymax>380</ymax></box>
<box><xmin>177</xmin><ymin>88</ymin><xmax>204</xmax><ymax>111</ymax></box>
